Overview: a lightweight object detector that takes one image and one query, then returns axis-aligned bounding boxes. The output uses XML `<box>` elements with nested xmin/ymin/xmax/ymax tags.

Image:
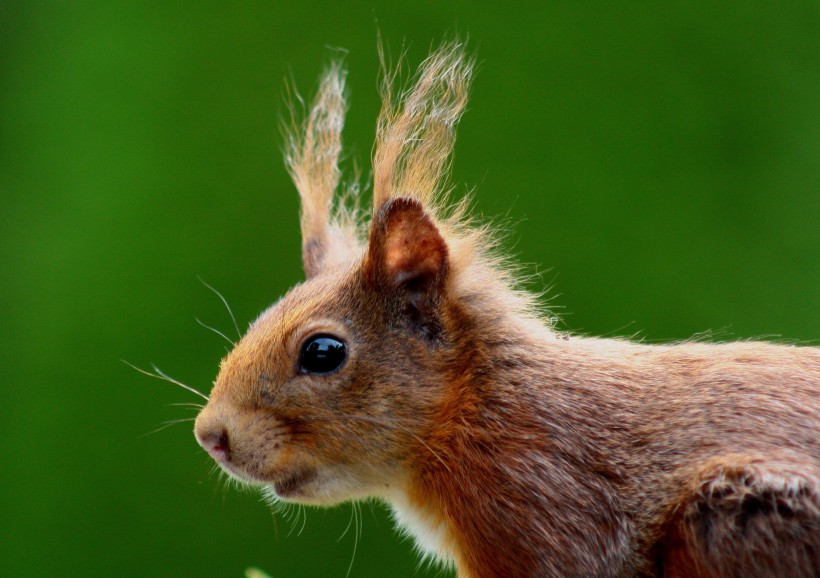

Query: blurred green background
<box><xmin>1</xmin><ymin>2</ymin><xmax>818</xmax><ymax>577</ymax></box>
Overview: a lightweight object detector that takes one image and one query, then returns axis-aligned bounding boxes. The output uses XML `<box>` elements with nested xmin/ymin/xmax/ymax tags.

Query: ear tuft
<box><xmin>285</xmin><ymin>60</ymin><xmax>361</xmax><ymax>278</ymax></box>
<box><xmin>366</xmin><ymin>197</ymin><xmax>448</xmax><ymax>298</ymax></box>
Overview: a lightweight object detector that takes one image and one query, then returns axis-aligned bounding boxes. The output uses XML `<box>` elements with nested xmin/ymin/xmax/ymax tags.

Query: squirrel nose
<box><xmin>195</xmin><ymin>425</ymin><xmax>231</xmax><ymax>463</ymax></box>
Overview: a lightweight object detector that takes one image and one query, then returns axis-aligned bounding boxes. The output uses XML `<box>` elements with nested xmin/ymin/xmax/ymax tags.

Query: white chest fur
<box><xmin>386</xmin><ymin>490</ymin><xmax>455</xmax><ymax>567</ymax></box>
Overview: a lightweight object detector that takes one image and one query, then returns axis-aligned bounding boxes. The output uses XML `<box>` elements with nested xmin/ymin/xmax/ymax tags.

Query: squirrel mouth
<box><xmin>272</xmin><ymin>469</ymin><xmax>319</xmax><ymax>498</ymax></box>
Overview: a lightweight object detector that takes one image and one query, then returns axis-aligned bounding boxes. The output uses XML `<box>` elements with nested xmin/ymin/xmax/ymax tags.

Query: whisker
<box><xmin>143</xmin><ymin>417</ymin><xmax>196</xmax><ymax>437</ymax></box>
<box><xmin>195</xmin><ymin>317</ymin><xmax>236</xmax><ymax>347</ymax></box>
<box><xmin>207</xmin><ymin>463</ymin><xmax>228</xmax><ymax>503</ymax></box>
<box><xmin>284</xmin><ymin>503</ymin><xmax>298</xmax><ymax>536</ymax></box>
<box><xmin>357</xmin><ymin>501</ymin><xmax>363</xmax><ymax>545</ymax></box>
<box><xmin>286</xmin><ymin>503</ymin><xmax>307</xmax><ymax>537</ymax></box>
<box><xmin>345</xmin><ymin>502</ymin><xmax>361</xmax><ymax>578</ymax></box>
<box><xmin>123</xmin><ymin>360</ymin><xmax>210</xmax><ymax>401</ymax></box>
<box><xmin>168</xmin><ymin>402</ymin><xmax>206</xmax><ymax>411</ymax></box>
<box><xmin>298</xmin><ymin>504</ymin><xmax>307</xmax><ymax>536</ymax></box>
<box><xmin>197</xmin><ymin>275</ymin><xmax>242</xmax><ymax>341</ymax></box>
<box><xmin>338</xmin><ymin>503</ymin><xmax>356</xmax><ymax>542</ymax></box>
<box><xmin>216</xmin><ymin>467</ymin><xmax>233</xmax><ymax>503</ymax></box>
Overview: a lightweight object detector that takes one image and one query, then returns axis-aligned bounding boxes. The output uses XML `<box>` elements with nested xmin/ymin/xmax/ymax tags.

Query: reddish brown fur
<box><xmin>194</xmin><ymin>42</ymin><xmax>820</xmax><ymax>577</ymax></box>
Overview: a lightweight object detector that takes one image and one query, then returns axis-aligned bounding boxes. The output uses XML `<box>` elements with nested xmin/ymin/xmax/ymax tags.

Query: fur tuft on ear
<box><xmin>373</xmin><ymin>40</ymin><xmax>474</xmax><ymax>216</ymax></box>
<box><xmin>284</xmin><ymin>60</ymin><xmax>362</xmax><ymax>278</ymax></box>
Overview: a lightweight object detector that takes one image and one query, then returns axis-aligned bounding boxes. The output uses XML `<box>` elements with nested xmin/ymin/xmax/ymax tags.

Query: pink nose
<box><xmin>196</xmin><ymin>427</ymin><xmax>230</xmax><ymax>462</ymax></box>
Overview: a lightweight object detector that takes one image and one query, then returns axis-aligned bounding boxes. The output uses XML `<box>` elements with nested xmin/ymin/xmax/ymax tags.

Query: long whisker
<box><xmin>286</xmin><ymin>504</ymin><xmax>308</xmax><ymax>537</ymax></box>
<box><xmin>168</xmin><ymin>402</ymin><xmax>206</xmax><ymax>411</ymax></box>
<box><xmin>197</xmin><ymin>276</ymin><xmax>242</xmax><ymax>341</ymax></box>
<box><xmin>299</xmin><ymin>504</ymin><xmax>308</xmax><ymax>536</ymax></box>
<box><xmin>344</xmin><ymin>502</ymin><xmax>360</xmax><ymax>578</ymax></box>
<box><xmin>208</xmin><ymin>463</ymin><xmax>228</xmax><ymax>503</ymax></box>
<box><xmin>338</xmin><ymin>503</ymin><xmax>356</xmax><ymax>542</ymax></box>
<box><xmin>143</xmin><ymin>417</ymin><xmax>196</xmax><ymax>436</ymax></box>
<box><xmin>285</xmin><ymin>503</ymin><xmax>300</xmax><ymax>537</ymax></box>
<box><xmin>195</xmin><ymin>317</ymin><xmax>236</xmax><ymax>347</ymax></box>
<box><xmin>123</xmin><ymin>360</ymin><xmax>210</xmax><ymax>401</ymax></box>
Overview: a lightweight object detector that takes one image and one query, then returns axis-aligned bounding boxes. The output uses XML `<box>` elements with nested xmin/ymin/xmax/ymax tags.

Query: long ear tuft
<box><xmin>366</xmin><ymin>41</ymin><xmax>545</xmax><ymax>326</ymax></box>
<box><xmin>373</xmin><ymin>40</ymin><xmax>474</xmax><ymax>215</ymax></box>
<box><xmin>284</xmin><ymin>60</ymin><xmax>361</xmax><ymax>278</ymax></box>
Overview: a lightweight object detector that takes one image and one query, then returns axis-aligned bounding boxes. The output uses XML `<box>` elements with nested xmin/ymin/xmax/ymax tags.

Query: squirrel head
<box><xmin>194</xmin><ymin>42</ymin><xmax>535</xmax><ymax>504</ymax></box>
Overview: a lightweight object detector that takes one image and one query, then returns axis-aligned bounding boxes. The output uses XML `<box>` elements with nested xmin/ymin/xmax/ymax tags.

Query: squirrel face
<box><xmin>195</xmin><ymin>199</ymin><xmax>456</xmax><ymax>505</ymax></box>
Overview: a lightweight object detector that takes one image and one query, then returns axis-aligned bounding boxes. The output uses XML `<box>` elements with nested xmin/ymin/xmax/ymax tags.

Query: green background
<box><xmin>1</xmin><ymin>2</ymin><xmax>818</xmax><ymax>577</ymax></box>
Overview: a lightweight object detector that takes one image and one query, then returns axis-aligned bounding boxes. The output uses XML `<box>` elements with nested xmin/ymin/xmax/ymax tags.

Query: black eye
<box><xmin>298</xmin><ymin>335</ymin><xmax>347</xmax><ymax>375</ymax></box>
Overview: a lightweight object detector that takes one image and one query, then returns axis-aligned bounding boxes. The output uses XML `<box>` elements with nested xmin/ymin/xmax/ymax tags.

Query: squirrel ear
<box><xmin>365</xmin><ymin>197</ymin><xmax>449</xmax><ymax>313</ymax></box>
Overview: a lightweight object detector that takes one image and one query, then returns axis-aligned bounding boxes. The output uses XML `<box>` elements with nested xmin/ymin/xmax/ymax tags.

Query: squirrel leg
<box><xmin>656</xmin><ymin>459</ymin><xmax>820</xmax><ymax>578</ymax></box>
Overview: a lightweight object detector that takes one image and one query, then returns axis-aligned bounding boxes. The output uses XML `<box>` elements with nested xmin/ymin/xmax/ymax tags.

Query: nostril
<box><xmin>197</xmin><ymin>428</ymin><xmax>230</xmax><ymax>462</ymax></box>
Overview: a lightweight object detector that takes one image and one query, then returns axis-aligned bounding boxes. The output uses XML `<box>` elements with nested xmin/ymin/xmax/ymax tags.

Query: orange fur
<box><xmin>195</xmin><ymin>41</ymin><xmax>820</xmax><ymax>577</ymax></box>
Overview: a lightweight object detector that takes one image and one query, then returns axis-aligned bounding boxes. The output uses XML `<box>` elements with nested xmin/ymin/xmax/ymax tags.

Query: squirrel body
<box><xmin>195</xmin><ymin>42</ymin><xmax>820</xmax><ymax>577</ymax></box>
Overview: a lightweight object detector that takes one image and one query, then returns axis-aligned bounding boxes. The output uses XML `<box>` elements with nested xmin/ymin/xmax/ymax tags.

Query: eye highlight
<box><xmin>298</xmin><ymin>334</ymin><xmax>347</xmax><ymax>375</ymax></box>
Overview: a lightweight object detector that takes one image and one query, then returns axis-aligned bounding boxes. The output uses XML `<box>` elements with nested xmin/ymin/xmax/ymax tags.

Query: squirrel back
<box><xmin>194</xmin><ymin>42</ymin><xmax>820</xmax><ymax>577</ymax></box>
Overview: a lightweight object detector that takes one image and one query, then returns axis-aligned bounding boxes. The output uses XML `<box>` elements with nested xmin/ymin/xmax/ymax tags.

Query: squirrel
<box><xmin>194</xmin><ymin>41</ymin><xmax>820</xmax><ymax>577</ymax></box>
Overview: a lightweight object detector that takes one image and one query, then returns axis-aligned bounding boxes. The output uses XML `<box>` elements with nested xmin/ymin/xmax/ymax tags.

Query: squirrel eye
<box><xmin>298</xmin><ymin>334</ymin><xmax>347</xmax><ymax>375</ymax></box>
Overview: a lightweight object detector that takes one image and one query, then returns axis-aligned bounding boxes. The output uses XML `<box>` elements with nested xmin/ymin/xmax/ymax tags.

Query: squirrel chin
<box><xmin>214</xmin><ymin>464</ymin><xmax>322</xmax><ymax>503</ymax></box>
<box><xmin>268</xmin><ymin>468</ymin><xmax>319</xmax><ymax>500</ymax></box>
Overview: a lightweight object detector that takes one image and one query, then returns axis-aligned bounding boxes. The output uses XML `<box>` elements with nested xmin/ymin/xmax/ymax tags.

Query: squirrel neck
<box><xmin>389</xmin><ymin>306</ymin><xmax>641</xmax><ymax>577</ymax></box>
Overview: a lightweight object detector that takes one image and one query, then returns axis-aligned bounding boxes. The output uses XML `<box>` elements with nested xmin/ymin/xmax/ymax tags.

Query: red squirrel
<box><xmin>194</xmin><ymin>41</ymin><xmax>820</xmax><ymax>577</ymax></box>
